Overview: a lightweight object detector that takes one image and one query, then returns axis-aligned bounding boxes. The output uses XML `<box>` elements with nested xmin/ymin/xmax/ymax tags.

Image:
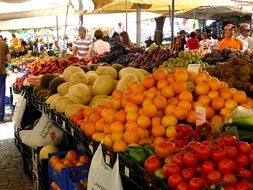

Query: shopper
<box><xmin>174</xmin><ymin>30</ymin><xmax>187</xmax><ymax>51</ymax></box>
<box><xmin>119</xmin><ymin>31</ymin><xmax>134</xmax><ymax>50</ymax></box>
<box><xmin>186</xmin><ymin>31</ymin><xmax>199</xmax><ymax>51</ymax></box>
<box><xmin>52</xmin><ymin>40</ymin><xmax>61</xmax><ymax>56</ymax></box>
<box><xmin>237</xmin><ymin>23</ymin><xmax>251</xmax><ymax>51</ymax></box>
<box><xmin>87</xmin><ymin>29</ymin><xmax>111</xmax><ymax>58</ymax></box>
<box><xmin>145</xmin><ymin>36</ymin><xmax>154</xmax><ymax>48</ymax></box>
<box><xmin>210</xmin><ymin>33</ymin><xmax>219</xmax><ymax>50</ymax></box>
<box><xmin>0</xmin><ymin>39</ymin><xmax>11</xmax><ymax>123</ymax></box>
<box><xmin>13</xmin><ymin>40</ymin><xmax>28</xmax><ymax>57</ymax></box>
<box><xmin>109</xmin><ymin>31</ymin><xmax>120</xmax><ymax>46</ymax></box>
<box><xmin>73</xmin><ymin>26</ymin><xmax>92</xmax><ymax>59</ymax></box>
<box><xmin>217</xmin><ymin>24</ymin><xmax>243</xmax><ymax>51</ymax></box>
<box><xmin>11</xmin><ymin>33</ymin><xmax>19</xmax><ymax>47</ymax></box>
<box><xmin>199</xmin><ymin>32</ymin><xmax>211</xmax><ymax>51</ymax></box>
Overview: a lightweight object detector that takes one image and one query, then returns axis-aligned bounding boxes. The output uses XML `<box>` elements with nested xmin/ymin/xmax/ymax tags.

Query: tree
<box><xmin>154</xmin><ymin>16</ymin><xmax>166</xmax><ymax>45</ymax></box>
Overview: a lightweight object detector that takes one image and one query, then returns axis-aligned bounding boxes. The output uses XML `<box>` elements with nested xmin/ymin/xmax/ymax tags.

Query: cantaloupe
<box><xmin>95</xmin><ymin>66</ymin><xmax>118</xmax><ymax>80</ymax></box>
<box><xmin>46</xmin><ymin>94</ymin><xmax>61</xmax><ymax>104</ymax></box>
<box><xmin>119</xmin><ymin>67</ymin><xmax>144</xmax><ymax>82</ymax></box>
<box><xmin>89</xmin><ymin>98</ymin><xmax>108</xmax><ymax>107</ymax></box>
<box><xmin>92</xmin><ymin>75</ymin><xmax>114</xmax><ymax>96</ymax></box>
<box><xmin>50</xmin><ymin>96</ymin><xmax>68</xmax><ymax>109</ymax></box>
<box><xmin>39</xmin><ymin>145</ymin><xmax>59</xmax><ymax>159</ymax></box>
<box><xmin>138</xmin><ymin>69</ymin><xmax>150</xmax><ymax>76</ymax></box>
<box><xmin>64</xmin><ymin>104</ymin><xmax>88</xmax><ymax>118</ymax></box>
<box><xmin>67</xmin><ymin>83</ymin><xmax>92</xmax><ymax>104</ymax></box>
<box><xmin>116</xmin><ymin>73</ymin><xmax>139</xmax><ymax>92</ymax></box>
<box><xmin>63</xmin><ymin>66</ymin><xmax>84</xmax><ymax>82</ymax></box>
<box><xmin>69</xmin><ymin>71</ymin><xmax>88</xmax><ymax>85</ymax></box>
<box><xmin>57</xmin><ymin>82</ymin><xmax>72</xmax><ymax>96</ymax></box>
<box><xmin>86</xmin><ymin>72</ymin><xmax>98</xmax><ymax>85</ymax></box>
<box><xmin>55</xmin><ymin>98</ymin><xmax>74</xmax><ymax>113</ymax></box>
<box><xmin>88</xmin><ymin>95</ymin><xmax>108</xmax><ymax>106</ymax></box>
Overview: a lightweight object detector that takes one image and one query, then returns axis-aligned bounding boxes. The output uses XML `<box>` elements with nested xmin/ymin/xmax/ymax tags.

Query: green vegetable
<box><xmin>124</xmin><ymin>146</ymin><xmax>142</xmax><ymax>159</ymax></box>
<box><xmin>227</xmin><ymin>116</ymin><xmax>253</xmax><ymax>130</ymax></box>
<box><xmin>141</xmin><ymin>144</ymin><xmax>155</xmax><ymax>156</ymax></box>
<box><xmin>129</xmin><ymin>148</ymin><xmax>148</xmax><ymax>165</ymax></box>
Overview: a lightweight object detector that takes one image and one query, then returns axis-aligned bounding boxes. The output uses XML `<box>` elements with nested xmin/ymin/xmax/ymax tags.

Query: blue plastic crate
<box><xmin>48</xmin><ymin>150</ymin><xmax>89</xmax><ymax>190</ymax></box>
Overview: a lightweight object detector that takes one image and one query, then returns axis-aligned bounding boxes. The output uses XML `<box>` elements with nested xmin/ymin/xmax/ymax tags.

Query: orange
<box><xmin>157</xmin><ymin>80</ymin><xmax>170</xmax><ymax>90</ymax></box>
<box><xmin>111</xmin><ymin>132</ymin><xmax>123</xmax><ymax>143</ymax></box>
<box><xmin>138</xmin><ymin>138</ymin><xmax>152</xmax><ymax>145</ymax></box>
<box><xmin>225</xmin><ymin>99</ymin><xmax>238</xmax><ymax>110</ymax></box>
<box><xmin>195</xmin><ymin>82</ymin><xmax>210</xmax><ymax>95</ymax></box>
<box><xmin>193</xmin><ymin>102</ymin><xmax>204</xmax><ymax>110</ymax></box>
<box><xmin>197</xmin><ymin>95</ymin><xmax>211</xmax><ymax>106</ymax></box>
<box><xmin>153</xmin><ymin>137</ymin><xmax>165</xmax><ymax>146</ymax></box>
<box><xmin>92</xmin><ymin>132</ymin><xmax>107</xmax><ymax>142</ymax></box>
<box><xmin>50</xmin><ymin>155</ymin><xmax>60</xmax><ymax>165</ymax></box>
<box><xmin>125</xmin><ymin>103</ymin><xmax>139</xmax><ymax>113</ymax></box>
<box><xmin>95</xmin><ymin>105</ymin><xmax>105</xmax><ymax>113</ymax></box>
<box><xmin>220</xmin><ymin>81</ymin><xmax>229</xmax><ymax>89</ymax></box>
<box><xmin>211</xmin><ymin>115</ymin><xmax>224</xmax><ymax>133</ymax></box>
<box><xmin>186</xmin><ymin>110</ymin><xmax>197</xmax><ymax>124</ymax></box>
<box><xmin>167</xmin><ymin>74</ymin><xmax>175</xmax><ymax>84</ymax></box>
<box><xmin>205</xmin><ymin>106</ymin><xmax>215</xmax><ymax>120</ymax></box>
<box><xmin>130</xmin><ymin>91</ymin><xmax>144</xmax><ymax>105</ymax></box>
<box><xmin>84</xmin><ymin>108</ymin><xmax>96</xmax><ymax>118</ymax></box>
<box><xmin>151</xmin><ymin>116</ymin><xmax>162</xmax><ymax>126</ymax></box>
<box><xmin>233</xmin><ymin>91</ymin><xmax>247</xmax><ymax>104</ymax></box>
<box><xmin>194</xmin><ymin>73</ymin><xmax>207</xmax><ymax>85</ymax></box>
<box><xmin>132</xmin><ymin>84</ymin><xmax>146</xmax><ymax>92</ymax></box>
<box><xmin>153</xmin><ymin>68</ymin><xmax>168</xmax><ymax>81</ymax></box>
<box><xmin>211</xmin><ymin>97</ymin><xmax>225</xmax><ymax>111</ymax></box>
<box><xmin>65</xmin><ymin>150</ymin><xmax>78</xmax><ymax>161</ymax></box>
<box><xmin>89</xmin><ymin>112</ymin><xmax>101</xmax><ymax>123</ymax></box>
<box><xmin>110</xmin><ymin>121</ymin><xmax>125</xmax><ymax>133</ymax></box>
<box><xmin>161</xmin><ymin>114</ymin><xmax>178</xmax><ymax>127</ymax></box>
<box><xmin>144</xmin><ymin>90</ymin><xmax>156</xmax><ymax>99</ymax></box>
<box><xmin>153</xmin><ymin>95</ymin><xmax>167</xmax><ymax>109</ymax></box>
<box><xmin>177</xmin><ymin>101</ymin><xmax>193</xmax><ymax>111</ymax></box>
<box><xmin>125</xmin><ymin>121</ymin><xmax>139</xmax><ymax>131</ymax></box>
<box><xmin>167</xmin><ymin>97</ymin><xmax>180</xmax><ymax>106</ymax></box>
<box><xmin>220</xmin><ymin>108</ymin><xmax>232</xmax><ymax>119</ymax></box>
<box><xmin>112</xmin><ymin>89</ymin><xmax>123</xmax><ymax>97</ymax></box>
<box><xmin>141</xmin><ymin>76</ymin><xmax>155</xmax><ymax>89</ymax></box>
<box><xmin>137</xmin><ymin>115</ymin><xmax>151</xmax><ymax>129</ymax></box>
<box><xmin>103</xmin><ymin>135</ymin><xmax>113</xmax><ymax>148</ymax></box>
<box><xmin>81</xmin><ymin>123</ymin><xmax>96</xmax><ymax>136</ymax></box>
<box><xmin>174</xmin><ymin>106</ymin><xmax>188</xmax><ymax>120</ymax></box>
<box><xmin>172</xmin><ymin>81</ymin><xmax>187</xmax><ymax>94</ymax></box>
<box><xmin>164</xmin><ymin>104</ymin><xmax>176</xmax><ymax>115</ymax></box>
<box><xmin>127</xmin><ymin>81</ymin><xmax>138</xmax><ymax>91</ymax></box>
<box><xmin>174</xmin><ymin>69</ymin><xmax>189</xmax><ymax>82</ymax></box>
<box><xmin>103</xmin><ymin>123</ymin><xmax>111</xmax><ymax>134</ymax></box>
<box><xmin>142</xmin><ymin>97</ymin><xmax>153</xmax><ymax>107</ymax></box>
<box><xmin>151</xmin><ymin>125</ymin><xmax>166</xmax><ymax>137</ymax></box>
<box><xmin>126</xmin><ymin>112</ymin><xmax>139</xmax><ymax>122</ymax></box>
<box><xmin>134</xmin><ymin>127</ymin><xmax>149</xmax><ymax>139</ymax></box>
<box><xmin>206</xmin><ymin>77</ymin><xmax>221</xmax><ymax>91</ymax></box>
<box><xmin>220</xmin><ymin>89</ymin><xmax>233</xmax><ymax>100</ymax></box>
<box><xmin>142</xmin><ymin>103</ymin><xmax>157</xmax><ymax>118</ymax></box>
<box><xmin>95</xmin><ymin>118</ymin><xmax>106</xmax><ymax>132</ymax></box>
<box><xmin>113</xmin><ymin>140</ymin><xmax>128</xmax><ymax>152</ymax></box>
<box><xmin>54</xmin><ymin>162</ymin><xmax>67</xmax><ymax>172</ymax></box>
<box><xmin>111</xmin><ymin>97</ymin><xmax>122</xmax><ymax>109</ymax></box>
<box><xmin>114</xmin><ymin>109</ymin><xmax>127</xmax><ymax>124</ymax></box>
<box><xmin>157</xmin><ymin>109</ymin><xmax>164</xmax><ymax>117</ymax></box>
<box><xmin>161</xmin><ymin>86</ymin><xmax>175</xmax><ymax>98</ymax></box>
<box><xmin>207</xmin><ymin>90</ymin><xmax>219</xmax><ymax>100</ymax></box>
<box><xmin>121</xmin><ymin>97</ymin><xmax>131</xmax><ymax>108</ymax></box>
<box><xmin>123</xmin><ymin>130</ymin><xmax>139</xmax><ymax>144</ymax></box>
<box><xmin>178</xmin><ymin>90</ymin><xmax>193</xmax><ymax>102</ymax></box>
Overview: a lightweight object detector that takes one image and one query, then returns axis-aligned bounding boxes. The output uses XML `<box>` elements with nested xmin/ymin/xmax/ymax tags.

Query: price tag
<box><xmin>62</xmin><ymin>121</ymin><xmax>66</xmax><ymax>130</ymax></box>
<box><xmin>71</xmin><ymin>127</ymin><xmax>74</xmax><ymax>136</ymax></box>
<box><xmin>89</xmin><ymin>144</ymin><xmax>93</xmax><ymax>154</ymax></box>
<box><xmin>124</xmin><ymin>166</ymin><xmax>130</xmax><ymax>177</ymax></box>
<box><xmin>196</xmin><ymin>106</ymin><xmax>206</xmax><ymax>126</ymax></box>
<box><xmin>187</xmin><ymin>64</ymin><xmax>201</xmax><ymax>74</ymax></box>
<box><xmin>105</xmin><ymin>155</ymin><xmax>110</xmax><ymax>165</ymax></box>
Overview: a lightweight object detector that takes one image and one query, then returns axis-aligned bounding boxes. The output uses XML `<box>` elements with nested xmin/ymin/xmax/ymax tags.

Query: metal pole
<box><xmin>64</xmin><ymin>1</ymin><xmax>70</xmax><ymax>37</ymax></box>
<box><xmin>136</xmin><ymin>4</ymin><xmax>141</xmax><ymax>46</ymax></box>
<box><xmin>125</xmin><ymin>0</ymin><xmax>128</xmax><ymax>32</ymax></box>
<box><xmin>56</xmin><ymin>15</ymin><xmax>59</xmax><ymax>41</ymax></box>
<box><xmin>171</xmin><ymin>0</ymin><xmax>175</xmax><ymax>50</ymax></box>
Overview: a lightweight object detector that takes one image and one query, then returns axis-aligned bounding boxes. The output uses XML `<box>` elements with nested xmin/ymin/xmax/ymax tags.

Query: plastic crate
<box><xmin>48</xmin><ymin>150</ymin><xmax>90</xmax><ymax>190</ymax></box>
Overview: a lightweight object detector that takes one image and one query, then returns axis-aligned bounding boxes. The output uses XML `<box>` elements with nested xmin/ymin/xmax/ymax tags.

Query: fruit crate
<box><xmin>68</xmin><ymin>121</ymin><xmax>84</xmax><ymax>143</ymax></box>
<box><xmin>82</xmin><ymin>135</ymin><xmax>99</xmax><ymax>157</ymax></box>
<box><xmin>48</xmin><ymin>150</ymin><xmax>90</xmax><ymax>190</ymax></box>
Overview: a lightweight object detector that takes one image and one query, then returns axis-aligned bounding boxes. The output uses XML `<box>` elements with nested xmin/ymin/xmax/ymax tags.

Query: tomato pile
<box><xmin>144</xmin><ymin>135</ymin><xmax>253</xmax><ymax>190</ymax></box>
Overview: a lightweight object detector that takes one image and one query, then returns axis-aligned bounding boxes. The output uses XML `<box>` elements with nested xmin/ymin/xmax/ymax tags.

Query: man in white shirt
<box><xmin>237</xmin><ymin>23</ymin><xmax>251</xmax><ymax>51</ymax></box>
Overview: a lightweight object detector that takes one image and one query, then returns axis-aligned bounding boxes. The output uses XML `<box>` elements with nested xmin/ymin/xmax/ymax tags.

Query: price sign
<box><xmin>62</xmin><ymin>121</ymin><xmax>66</xmax><ymax>130</ymax></box>
<box><xmin>196</xmin><ymin>106</ymin><xmax>206</xmax><ymax>126</ymax></box>
<box><xmin>124</xmin><ymin>166</ymin><xmax>130</xmax><ymax>177</ymax></box>
<box><xmin>71</xmin><ymin>127</ymin><xmax>74</xmax><ymax>136</ymax></box>
<box><xmin>187</xmin><ymin>64</ymin><xmax>201</xmax><ymax>74</ymax></box>
<box><xmin>105</xmin><ymin>155</ymin><xmax>110</xmax><ymax>165</ymax></box>
<box><xmin>89</xmin><ymin>144</ymin><xmax>93</xmax><ymax>154</ymax></box>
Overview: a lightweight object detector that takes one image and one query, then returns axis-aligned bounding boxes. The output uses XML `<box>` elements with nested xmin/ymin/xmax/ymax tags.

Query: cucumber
<box><xmin>227</xmin><ymin>116</ymin><xmax>253</xmax><ymax>130</ymax></box>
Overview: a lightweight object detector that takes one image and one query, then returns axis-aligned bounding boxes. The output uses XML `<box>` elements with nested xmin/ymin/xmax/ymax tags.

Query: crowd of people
<box><xmin>174</xmin><ymin>23</ymin><xmax>253</xmax><ymax>52</ymax></box>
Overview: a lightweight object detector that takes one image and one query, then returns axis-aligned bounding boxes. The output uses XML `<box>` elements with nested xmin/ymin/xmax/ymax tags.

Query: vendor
<box><xmin>217</xmin><ymin>24</ymin><xmax>243</xmax><ymax>51</ymax></box>
<box><xmin>13</xmin><ymin>40</ymin><xmax>28</xmax><ymax>57</ymax></box>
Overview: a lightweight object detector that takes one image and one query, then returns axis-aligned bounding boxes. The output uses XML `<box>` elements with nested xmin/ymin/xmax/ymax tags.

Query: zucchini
<box><xmin>227</xmin><ymin>117</ymin><xmax>253</xmax><ymax>130</ymax></box>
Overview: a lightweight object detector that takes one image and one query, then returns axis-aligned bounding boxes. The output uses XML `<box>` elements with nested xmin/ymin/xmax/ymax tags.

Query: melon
<box><xmin>69</xmin><ymin>71</ymin><xmax>88</xmax><ymax>85</ymax></box>
<box><xmin>67</xmin><ymin>83</ymin><xmax>92</xmax><ymax>104</ymax></box>
<box><xmin>46</xmin><ymin>93</ymin><xmax>61</xmax><ymax>104</ymax></box>
<box><xmin>92</xmin><ymin>75</ymin><xmax>114</xmax><ymax>96</ymax></box>
<box><xmin>63</xmin><ymin>65</ymin><xmax>84</xmax><ymax>82</ymax></box>
<box><xmin>116</xmin><ymin>73</ymin><xmax>139</xmax><ymax>92</ymax></box>
<box><xmin>39</xmin><ymin>145</ymin><xmax>59</xmax><ymax>159</ymax></box>
<box><xmin>95</xmin><ymin>66</ymin><xmax>118</xmax><ymax>79</ymax></box>
<box><xmin>119</xmin><ymin>67</ymin><xmax>144</xmax><ymax>82</ymax></box>
<box><xmin>86</xmin><ymin>72</ymin><xmax>98</xmax><ymax>85</ymax></box>
<box><xmin>64</xmin><ymin>104</ymin><xmax>88</xmax><ymax>118</ymax></box>
<box><xmin>57</xmin><ymin>82</ymin><xmax>72</xmax><ymax>96</ymax></box>
<box><xmin>50</xmin><ymin>96</ymin><xmax>68</xmax><ymax>109</ymax></box>
<box><xmin>88</xmin><ymin>95</ymin><xmax>108</xmax><ymax>106</ymax></box>
<box><xmin>55</xmin><ymin>98</ymin><xmax>74</xmax><ymax>113</ymax></box>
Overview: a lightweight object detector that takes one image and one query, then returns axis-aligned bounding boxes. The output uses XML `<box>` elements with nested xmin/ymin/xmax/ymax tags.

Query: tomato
<box><xmin>168</xmin><ymin>174</ymin><xmax>183</xmax><ymax>188</ymax></box>
<box><xmin>172</xmin><ymin>153</ymin><xmax>183</xmax><ymax>166</ymax></box>
<box><xmin>196</xmin><ymin>145</ymin><xmax>211</xmax><ymax>160</ymax></box>
<box><xmin>201</xmin><ymin>160</ymin><xmax>214</xmax><ymax>175</ymax></box>
<box><xmin>236</xmin><ymin>181</ymin><xmax>250</xmax><ymax>190</ymax></box>
<box><xmin>182</xmin><ymin>168</ymin><xmax>195</xmax><ymax>182</ymax></box>
<box><xmin>249</xmin><ymin>150</ymin><xmax>253</xmax><ymax>162</ymax></box>
<box><xmin>218</xmin><ymin>159</ymin><xmax>235</xmax><ymax>174</ymax></box>
<box><xmin>188</xmin><ymin>177</ymin><xmax>203</xmax><ymax>190</ymax></box>
<box><xmin>237</xmin><ymin>167</ymin><xmax>252</xmax><ymax>178</ymax></box>
<box><xmin>201</xmin><ymin>141</ymin><xmax>211</xmax><ymax>147</ymax></box>
<box><xmin>183</xmin><ymin>153</ymin><xmax>198</xmax><ymax>167</ymax></box>
<box><xmin>177</xmin><ymin>182</ymin><xmax>188</xmax><ymax>190</ymax></box>
<box><xmin>207</xmin><ymin>170</ymin><xmax>222</xmax><ymax>184</ymax></box>
<box><xmin>223</xmin><ymin>135</ymin><xmax>237</xmax><ymax>146</ymax></box>
<box><xmin>250</xmin><ymin>163</ymin><xmax>253</xmax><ymax>173</ymax></box>
<box><xmin>155</xmin><ymin>141</ymin><xmax>176</xmax><ymax>158</ymax></box>
<box><xmin>188</xmin><ymin>141</ymin><xmax>201</xmax><ymax>154</ymax></box>
<box><xmin>164</xmin><ymin>155</ymin><xmax>173</xmax><ymax>164</ymax></box>
<box><xmin>225</xmin><ymin>146</ymin><xmax>238</xmax><ymax>159</ymax></box>
<box><xmin>224</xmin><ymin>184</ymin><xmax>236</xmax><ymax>190</ymax></box>
<box><xmin>223</xmin><ymin>173</ymin><xmax>237</xmax><ymax>184</ymax></box>
<box><xmin>211</xmin><ymin>150</ymin><xmax>226</xmax><ymax>162</ymax></box>
<box><xmin>237</xmin><ymin>141</ymin><xmax>251</xmax><ymax>154</ymax></box>
<box><xmin>144</xmin><ymin>155</ymin><xmax>162</xmax><ymax>174</ymax></box>
<box><xmin>163</xmin><ymin>163</ymin><xmax>181</xmax><ymax>178</ymax></box>
<box><xmin>236</xmin><ymin>154</ymin><xmax>249</xmax><ymax>167</ymax></box>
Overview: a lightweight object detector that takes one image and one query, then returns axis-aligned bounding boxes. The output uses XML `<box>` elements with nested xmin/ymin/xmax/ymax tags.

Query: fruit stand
<box><xmin>12</xmin><ymin>45</ymin><xmax>253</xmax><ymax>190</ymax></box>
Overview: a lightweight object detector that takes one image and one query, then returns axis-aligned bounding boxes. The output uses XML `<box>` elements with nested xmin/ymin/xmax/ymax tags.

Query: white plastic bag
<box><xmin>19</xmin><ymin>112</ymin><xmax>64</xmax><ymax>149</ymax></box>
<box><xmin>13</xmin><ymin>90</ymin><xmax>26</xmax><ymax>129</ymax></box>
<box><xmin>87</xmin><ymin>143</ymin><xmax>123</xmax><ymax>190</ymax></box>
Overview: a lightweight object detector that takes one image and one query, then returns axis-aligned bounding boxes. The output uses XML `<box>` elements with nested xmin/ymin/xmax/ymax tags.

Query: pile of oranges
<box><xmin>70</xmin><ymin>68</ymin><xmax>253</xmax><ymax>153</ymax></box>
